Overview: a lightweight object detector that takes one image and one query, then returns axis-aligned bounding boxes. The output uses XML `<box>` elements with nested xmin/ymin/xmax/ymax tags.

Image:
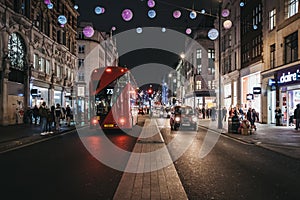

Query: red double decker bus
<box><xmin>89</xmin><ymin>66</ymin><xmax>138</xmax><ymax>129</ymax></box>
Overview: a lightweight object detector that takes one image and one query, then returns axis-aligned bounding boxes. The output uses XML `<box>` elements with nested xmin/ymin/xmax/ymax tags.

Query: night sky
<box><xmin>74</xmin><ymin>0</ymin><xmax>218</xmax><ymax>69</ymax></box>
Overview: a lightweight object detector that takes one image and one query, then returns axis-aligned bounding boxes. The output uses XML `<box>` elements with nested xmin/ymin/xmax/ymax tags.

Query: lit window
<box><xmin>197</xmin><ymin>64</ymin><xmax>202</xmax><ymax>74</ymax></box>
<box><xmin>269</xmin><ymin>9</ymin><xmax>276</xmax><ymax>30</ymax></box>
<box><xmin>196</xmin><ymin>81</ymin><xmax>202</xmax><ymax>90</ymax></box>
<box><xmin>288</xmin><ymin>0</ymin><xmax>299</xmax><ymax>18</ymax></box>
<box><xmin>196</xmin><ymin>49</ymin><xmax>202</xmax><ymax>59</ymax></box>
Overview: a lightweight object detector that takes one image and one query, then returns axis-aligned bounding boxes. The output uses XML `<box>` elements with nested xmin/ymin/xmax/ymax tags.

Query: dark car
<box><xmin>170</xmin><ymin>105</ymin><xmax>198</xmax><ymax>131</ymax></box>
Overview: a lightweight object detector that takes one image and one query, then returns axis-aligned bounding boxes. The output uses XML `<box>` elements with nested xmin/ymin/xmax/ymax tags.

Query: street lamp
<box><xmin>208</xmin><ymin>1</ymin><xmax>232</xmax><ymax>129</ymax></box>
<box><xmin>218</xmin><ymin>2</ymin><xmax>223</xmax><ymax>129</ymax></box>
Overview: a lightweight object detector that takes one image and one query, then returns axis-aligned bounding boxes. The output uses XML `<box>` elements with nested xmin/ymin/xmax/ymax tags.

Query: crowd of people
<box><xmin>196</xmin><ymin>106</ymin><xmax>259</xmax><ymax>132</ymax></box>
<box><xmin>24</xmin><ymin>102</ymin><xmax>73</xmax><ymax>135</ymax></box>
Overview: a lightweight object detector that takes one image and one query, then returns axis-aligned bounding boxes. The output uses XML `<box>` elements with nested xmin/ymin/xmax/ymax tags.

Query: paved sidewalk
<box><xmin>198</xmin><ymin>118</ymin><xmax>300</xmax><ymax>159</ymax></box>
<box><xmin>0</xmin><ymin>123</ymin><xmax>76</xmax><ymax>153</ymax></box>
<box><xmin>113</xmin><ymin>118</ymin><xmax>188</xmax><ymax>200</ymax></box>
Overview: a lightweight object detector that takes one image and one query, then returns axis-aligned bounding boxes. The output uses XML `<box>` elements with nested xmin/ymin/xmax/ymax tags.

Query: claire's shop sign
<box><xmin>277</xmin><ymin>64</ymin><xmax>300</xmax><ymax>86</ymax></box>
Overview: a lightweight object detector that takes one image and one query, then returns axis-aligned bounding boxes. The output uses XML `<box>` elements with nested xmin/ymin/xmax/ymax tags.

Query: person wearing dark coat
<box><xmin>275</xmin><ymin>107</ymin><xmax>282</xmax><ymax>126</ymax></box>
<box><xmin>294</xmin><ymin>104</ymin><xmax>300</xmax><ymax>130</ymax></box>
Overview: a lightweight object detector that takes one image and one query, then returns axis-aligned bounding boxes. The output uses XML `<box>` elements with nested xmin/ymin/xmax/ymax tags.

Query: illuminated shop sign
<box><xmin>277</xmin><ymin>65</ymin><xmax>300</xmax><ymax>85</ymax></box>
<box><xmin>253</xmin><ymin>87</ymin><xmax>261</xmax><ymax>94</ymax></box>
<box><xmin>246</xmin><ymin>93</ymin><xmax>254</xmax><ymax>100</ymax></box>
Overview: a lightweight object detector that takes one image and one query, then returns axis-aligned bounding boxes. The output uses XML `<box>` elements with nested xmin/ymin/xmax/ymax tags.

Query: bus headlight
<box><xmin>119</xmin><ymin>117</ymin><xmax>126</xmax><ymax>125</ymax></box>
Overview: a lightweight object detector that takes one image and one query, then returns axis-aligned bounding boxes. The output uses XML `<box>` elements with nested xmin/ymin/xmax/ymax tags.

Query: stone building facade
<box><xmin>76</xmin><ymin>22</ymin><xmax>118</xmax><ymax>123</ymax></box>
<box><xmin>261</xmin><ymin>0</ymin><xmax>300</xmax><ymax>125</ymax></box>
<box><xmin>0</xmin><ymin>0</ymin><xmax>78</xmax><ymax>125</ymax></box>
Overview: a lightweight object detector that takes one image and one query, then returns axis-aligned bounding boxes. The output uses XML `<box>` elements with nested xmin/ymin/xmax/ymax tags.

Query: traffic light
<box><xmin>147</xmin><ymin>88</ymin><xmax>153</xmax><ymax>94</ymax></box>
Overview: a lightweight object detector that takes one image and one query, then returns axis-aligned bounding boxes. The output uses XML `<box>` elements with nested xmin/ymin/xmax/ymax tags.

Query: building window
<box><xmin>252</xmin><ymin>3</ymin><xmax>262</xmax><ymax>27</ymax></box>
<box><xmin>196</xmin><ymin>49</ymin><xmax>202</xmax><ymax>59</ymax></box>
<box><xmin>78</xmin><ymin>45</ymin><xmax>85</xmax><ymax>53</ymax></box>
<box><xmin>207</xmin><ymin>81</ymin><xmax>211</xmax><ymax>90</ymax></box>
<box><xmin>211</xmin><ymin>80</ymin><xmax>216</xmax><ymax>89</ymax></box>
<box><xmin>269</xmin><ymin>9</ymin><xmax>276</xmax><ymax>30</ymax></box>
<box><xmin>228</xmin><ymin>34</ymin><xmax>232</xmax><ymax>47</ymax></box>
<box><xmin>78</xmin><ymin>31</ymin><xmax>84</xmax><ymax>39</ymax></box>
<box><xmin>13</xmin><ymin>0</ymin><xmax>30</xmax><ymax>17</ymax></box>
<box><xmin>78</xmin><ymin>72</ymin><xmax>85</xmax><ymax>81</ymax></box>
<box><xmin>208</xmin><ymin>49</ymin><xmax>215</xmax><ymax>59</ymax></box>
<box><xmin>62</xmin><ymin>31</ymin><xmax>66</xmax><ymax>45</ymax></box>
<box><xmin>78</xmin><ymin>59</ymin><xmax>84</xmax><ymax>68</ymax></box>
<box><xmin>288</xmin><ymin>0</ymin><xmax>299</xmax><ymax>18</ymax></box>
<box><xmin>196</xmin><ymin>64</ymin><xmax>202</xmax><ymax>75</ymax></box>
<box><xmin>46</xmin><ymin>60</ymin><xmax>50</xmax><ymax>74</ymax></box>
<box><xmin>234</xmin><ymin>51</ymin><xmax>237</xmax><ymax>70</ymax></box>
<box><xmin>252</xmin><ymin>35</ymin><xmax>262</xmax><ymax>58</ymax></box>
<box><xmin>284</xmin><ymin>31</ymin><xmax>298</xmax><ymax>64</ymax></box>
<box><xmin>208</xmin><ymin>62</ymin><xmax>215</xmax><ymax>76</ymax></box>
<box><xmin>270</xmin><ymin>44</ymin><xmax>276</xmax><ymax>68</ymax></box>
<box><xmin>8</xmin><ymin>33</ymin><xmax>26</xmax><ymax>71</ymax></box>
<box><xmin>56</xmin><ymin>65</ymin><xmax>61</xmax><ymax>78</ymax></box>
<box><xmin>33</xmin><ymin>54</ymin><xmax>38</xmax><ymax>69</ymax></box>
<box><xmin>57</xmin><ymin>30</ymin><xmax>61</xmax><ymax>44</ymax></box>
<box><xmin>196</xmin><ymin>81</ymin><xmax>202</xmax><ymax>90</ymax></box>
<box><xmin>39</xmin><ymin>57</ymin><xmax>45</xmax><ymax>72</ymax></box>
<box><xmin>68</xmin><ymin>68</ymin><xmax>71</xmax><ymax>80</ymax></box>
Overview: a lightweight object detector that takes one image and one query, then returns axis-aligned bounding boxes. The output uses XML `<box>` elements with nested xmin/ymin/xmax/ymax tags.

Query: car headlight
<box><xmin>192</xmin><ymin>116</ymin><xmax>198</xmax><ymax>122</ymax></box>
<box><xmin>175</xmin><ymin>117</ymin><xmax>181</xmax><ymax>122</ymax></box>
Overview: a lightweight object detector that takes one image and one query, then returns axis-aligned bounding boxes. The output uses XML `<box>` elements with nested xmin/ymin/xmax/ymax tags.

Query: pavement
<box><xmin>1</xmin><ymin>116</ymin><xmax>300</xmax><ymax>199</ymax></box>
<box><xmin>198</xmin><ymin>118</ymin><xmax>300</xmax><ymax>160</ymax></box>
<box><xmin>0</xmin><ymin>122</ymin><xmax>77</xmax><ymax>153</ymax></box>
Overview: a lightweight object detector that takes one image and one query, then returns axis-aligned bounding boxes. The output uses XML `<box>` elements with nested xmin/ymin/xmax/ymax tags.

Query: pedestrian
<box><xmin>24</xmin><ymin>107</ymin><xmax>33</xmax><ymax>124</ymax></box>
<box><xmin>222</xmin><ymin>107</ymin><xmax>227</xmax><ymax>121</ymax></box>
<box><xmin>202</xmin><ymin>107</ymin><xmax>205</xmax><ymax>119</ymax></box>
<box><xmin>246</xmin><ymin>108</ymin><xmax>255</xmax><ymax>129</ymax></box>
<box><xmin>61</xmin><ymin>106</ymin><xmax>66</xmax><ymax>124</ymax></box>
<box><xmin>238</xmin><ymin>107</ymin><xmax>244</xmax><ymax>120</ymax></box>
<box><xmin>39</xmin><ymin>102</ymin><xmax>48</xmax><ymax>135</ymax></box>
<box><xmin>32</xmin><ymin>105</ymin><xmax>39</xmax><ymax>125</ymax></box>
<box><xmin>51</xmin><ymin>105</ymin><xmax>55</xmax><ymax>129</ymax></box>
<box><xmin>275</xmin><ymin>107</ymin><xmax>282</xmax><ymax>126</ymax></box>
<box><xmin>46</xmin><ymin>107</ymin><xmax>54</xmax><ymax>134</ymax></box>
<box><xmin>65</xmin><ymin>105</ymin><xmax>72</xmax><ymax>126</ymax></box>
<box><xmin>294</xmin><ymin>104</ymin><xmax>300</xmax><ymax>130</ymax></box>
<box><xmin>211</xmin><ymin>107</ymin><xmax>216</xmax><ymax>121</ymax></box>
<box><xmin>55</xmin><ymin>103</ymin><xmax>63</xmax><ymax>131</ymax></box>
<box><xmin>251</xmin><ymin>109</ymin><xmax>258</xmax><ymax>131</ymax></box>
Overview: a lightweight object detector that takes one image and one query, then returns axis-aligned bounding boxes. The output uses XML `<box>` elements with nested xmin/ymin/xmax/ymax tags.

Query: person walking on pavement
<box><xmin>65</xmin><ymin>105</ymin><xmax>72</xmax><ymax>126</ymax></box>
<box><xmin>294</xmin><ymin>104</ymin><xmax>300</xmax><ymax>130</ymax></box>
<box><xmin>33</xmin><ymin>105</ymin><xmax>39</xmax><ymax>125</ymax></box>
<box><xmin>39</xmin><ymin>102</ymin><xmax>48</xmax><ymax>135</ymax></box>
<box><xmin>275</xmin><ymin>107</ymin><xmax>282</xmax><ymax>126</ymax></box>
<box><xmin>222</xmin><ymin>107</ymin><xmax>227</xmax><ymax>122</ymax></box>
<box><xmin>202</xmin><ymin>107</ymin><xmax>206</xmax><ymax>119</ymax></box>
<box><xmin>55</xmin><ymin>103</ymin><xmax>63</xmax><ymax>131</ymax></box>
<box><xmin>46</xmin><ymin>107</ymin><xmax>54</xmax><ymax>134</ymax></box>
<box><xmin>247</xmin><ymin>108</ymin><xmax>255</xmax><ymax>129</ymax></box>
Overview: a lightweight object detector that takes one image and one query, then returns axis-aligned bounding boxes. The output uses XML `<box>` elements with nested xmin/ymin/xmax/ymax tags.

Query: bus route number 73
<box><xmin>106</xmin><ymin>88</ymin><xmax>113</xmax><ymax>95</ymax></box>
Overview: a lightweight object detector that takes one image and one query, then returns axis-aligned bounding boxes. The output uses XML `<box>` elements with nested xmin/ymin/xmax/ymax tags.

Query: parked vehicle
<box><xmin>169</xmin><ymin>105</ymin><xmax>198</xmax><ymax>131</ymax></box>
